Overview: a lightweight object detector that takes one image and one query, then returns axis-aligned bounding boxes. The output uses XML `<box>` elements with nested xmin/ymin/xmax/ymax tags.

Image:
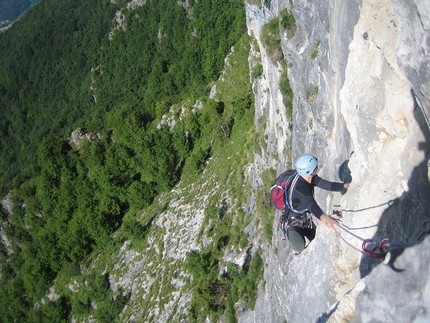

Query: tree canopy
<box><xmin>0</xmin><ymin>0</ymin><xmax>247</xmax><ymax>321</ymax></box>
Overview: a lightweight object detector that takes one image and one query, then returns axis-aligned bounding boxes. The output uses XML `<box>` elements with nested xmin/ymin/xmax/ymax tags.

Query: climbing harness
<box><xmin>328</xmin><ymin>214</ymin><xmax>416</xmax><ymax>259</ymax></box>
<box><xmin>278</xmin><ymin>210</ymin><xmax>313</xmax><ymax>241</ymax></box>
<box><xmin>278</xmin><ymin>212</ymin><xmax>288</xmax><ymax>241</ymax></box>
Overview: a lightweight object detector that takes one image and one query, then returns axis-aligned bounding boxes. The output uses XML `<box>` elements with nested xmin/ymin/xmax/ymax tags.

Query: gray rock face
<box><xmin>392</xmin><ymin>0</ymin><xmax>430</xmax><ymax>129</ymax></box>
<box><xmin>354</xmin><ymin>236</ymin><xmax>430</xmax><ymax>323</ymax></box>
<box><xmin>243</xmin><ymin>0</ymin><xmax>430</xmax><ymax>322</ymax></box>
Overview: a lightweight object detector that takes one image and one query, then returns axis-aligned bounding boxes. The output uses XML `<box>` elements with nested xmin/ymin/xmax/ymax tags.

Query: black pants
<box><xmin>286</xmin><ymin>226</ymin><xmax>316</xmax><ymax>252</ymax></box>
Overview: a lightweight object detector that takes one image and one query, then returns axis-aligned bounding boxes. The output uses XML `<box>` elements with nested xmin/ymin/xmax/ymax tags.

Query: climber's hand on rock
<box><xmin>329</xmin><ymin>213</ymin><xmax>341</xmax><ymax>220</ymax></box>
<box><xmin>321</xmin><ymin>214</ymin><xmax>333</xmax><ymax>227</ymax></box>
<box><xmin>341</xmin><ymin>182</ymin><xmax>350</xmax><ymax>195</ymax></box>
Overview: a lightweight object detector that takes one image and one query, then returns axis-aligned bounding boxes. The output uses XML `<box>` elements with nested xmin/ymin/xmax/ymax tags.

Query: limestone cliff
<box><xmin>243</xmin><ymin>0</ymin><xmax>430</xmax><ymax>322</ymax></box>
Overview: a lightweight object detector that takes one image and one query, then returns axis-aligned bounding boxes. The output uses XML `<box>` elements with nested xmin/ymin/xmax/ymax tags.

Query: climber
<box><xmin>286</xmin><ymin>153</ymin><xmax>350</xmax><ymax>253</ymax></box>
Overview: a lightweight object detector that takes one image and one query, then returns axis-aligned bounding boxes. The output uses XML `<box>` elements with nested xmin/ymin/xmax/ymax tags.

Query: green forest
<box><xmin>0</xmin><ymin>0</ymin><xmax>250</xmax><ymax>321</ymax></box>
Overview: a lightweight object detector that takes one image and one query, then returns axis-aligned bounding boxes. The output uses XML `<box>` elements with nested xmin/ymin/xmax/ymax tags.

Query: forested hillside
<box><xmin>0</xmin><ymin>0</ymin><xmax>248</xmax><ymax>321</ymax></box>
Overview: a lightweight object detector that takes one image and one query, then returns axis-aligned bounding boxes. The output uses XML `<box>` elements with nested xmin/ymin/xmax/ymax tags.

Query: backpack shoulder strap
<box><xmin>286</xmin><ymin>173</ymin><xmax>307</xmax><ymax>214</ymax></box>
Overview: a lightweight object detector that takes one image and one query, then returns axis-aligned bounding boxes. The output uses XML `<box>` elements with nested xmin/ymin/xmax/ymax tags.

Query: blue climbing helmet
<box><xmin>295</xmin><ymin>154</ymin><xmax>318</xmax><ymax>176</ymax></box>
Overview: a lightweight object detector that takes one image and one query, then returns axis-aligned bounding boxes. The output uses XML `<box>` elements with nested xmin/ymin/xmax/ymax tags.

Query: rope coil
<box><xmin>328</xmin><ymin>217</ymin><xmax>412</xmax><ymax>258</ymax></box>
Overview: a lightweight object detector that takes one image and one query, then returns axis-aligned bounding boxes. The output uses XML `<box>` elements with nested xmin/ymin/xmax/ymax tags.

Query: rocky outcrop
<box><xmin>317</xmin><ymin>236</ymin><xmax>430</xmax><ymax>322</ymax></box>
<box><xmin>243</xmin><ymin>0</ymin><xmax>430</xmax><ymax>322</ymax></box>
<box><xmin>68</xmin><ymin>128</ymin><xmax>99</xmax><ymax>149</ymax></box>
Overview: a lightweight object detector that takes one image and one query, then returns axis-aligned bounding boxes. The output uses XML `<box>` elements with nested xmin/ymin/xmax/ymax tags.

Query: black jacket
<box><xmin>291</xmin><ymin>175</ymin><xmax>344</xmax><ymax>219</ymax></box>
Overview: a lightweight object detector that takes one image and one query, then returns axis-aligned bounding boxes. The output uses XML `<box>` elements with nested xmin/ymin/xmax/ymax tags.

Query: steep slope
<box><xmin>242</xmin><ymin>0</ymin><xmax>430</xmax><ymax>322</ymax></box>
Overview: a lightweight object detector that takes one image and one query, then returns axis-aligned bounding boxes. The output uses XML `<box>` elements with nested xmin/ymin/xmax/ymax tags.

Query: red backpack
<box><xmin>270</xmin><ymin>170</ymin><xmax>306</xmax><ymax>214</ymax></box>
<box><xmin>270</xmin><ymin>170</ymin><xmax>297</xmax><ymax>210</ymax></box>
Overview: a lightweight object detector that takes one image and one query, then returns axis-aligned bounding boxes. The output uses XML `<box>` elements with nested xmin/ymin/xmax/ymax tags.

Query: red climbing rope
<box><xmin>328</xmin><ymin>218</ymin><xmax>367</xmax><ymax>255</ymax></box>
<box><xmin>329</xmin><ymin>217</ymin><xmax>393</xmax><ymax>258</ymax></box>
<box><xmin>361</xmin><ymin>239</ymin><xmax>387</xmax><ymax>258</ymax></box>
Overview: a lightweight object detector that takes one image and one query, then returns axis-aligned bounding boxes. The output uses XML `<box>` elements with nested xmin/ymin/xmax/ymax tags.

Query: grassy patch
<box><xmin>280</xmin><ymin>8</ymin><xmax>296</xmax><ymax>38</ymax></box>
<box><xmin>306</xmin><ymin>85</ymin><xmax>319</xmax><ymax>102</ymax></box>
<box><xmin>310</xmin><ymin>48</ymin><xmax>319</xmax><ymax>59</ymax></box>
<box><xmin>279</xmin><ymin>62</ymin><xmax>294</xmax><ymax>118</ymax></box>
<box><xmin>255</xmin><ymin>168</ymin><xmax>277</xmax><ymax>241</ymax></box>
<box><xmin>261</xmin><ymin>17</ymin><xmax>283</xmax><ymax>64</ymax></box>
<box><xmin>251</xmin><ymin>63</ymin><xmax>263</xmax><ymax>80</ymax></box>
<box><xmin>180</xmin><ymin>32</ymin><xmax>265</xmax><ymax>321</ymax></box>
<box><xmin>186</xmin><ymin>248</ymin><xmax>264</xmax><ymax>322</ymax></box>
<box><xmin>310</xmin><ymin>39</ymin><xmax>321</xmax><ymax>59</ymax></box>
